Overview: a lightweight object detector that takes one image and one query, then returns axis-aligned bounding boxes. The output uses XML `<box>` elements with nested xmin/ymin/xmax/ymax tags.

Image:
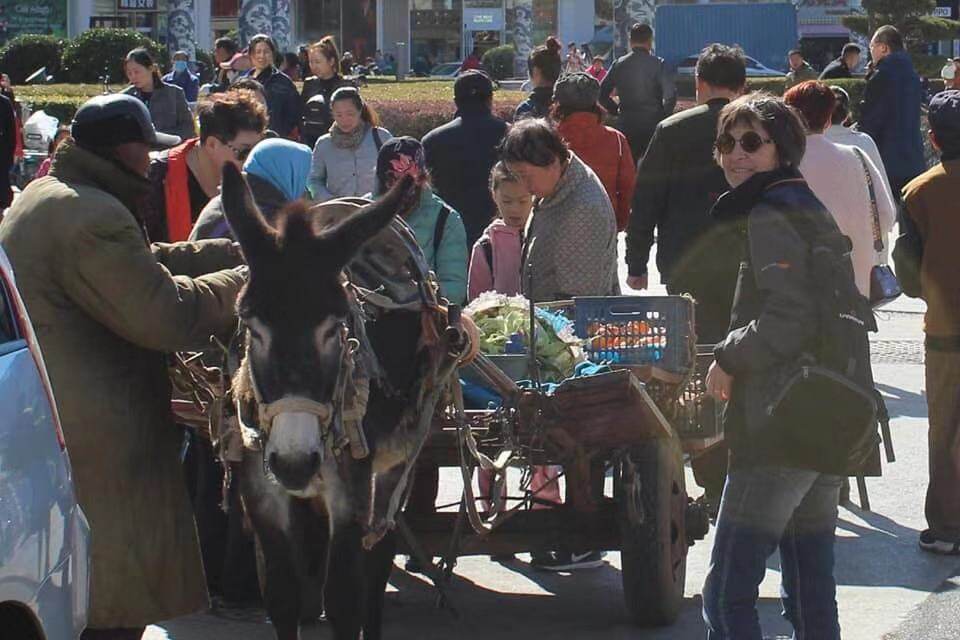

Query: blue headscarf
<box><xmin>243</xmin><ymin>138</ymin><xmax>312</xmax><ymax>202</ymax></box>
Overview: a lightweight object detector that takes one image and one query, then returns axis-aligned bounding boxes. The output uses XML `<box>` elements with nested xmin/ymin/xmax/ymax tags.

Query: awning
<box><xmin>799</xmin><ymin>24</ymin><xmax>851</xmax><ymax>38</ymax></box>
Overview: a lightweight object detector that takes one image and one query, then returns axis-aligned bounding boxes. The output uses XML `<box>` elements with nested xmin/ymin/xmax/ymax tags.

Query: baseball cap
<box><xmin>928</xmin><ymin>90</ymin><xmax>960</xmax><ymax>146</ymax></box>
<box><xmin>553</xmin><ymin>72</ymin><xmax>600</xmax><ymax>112</ymax></box>
<box><xmin>71</xmin><ymin>94</ymin><xmax>181</xmax><ymax>148</ymax></box>
<box><xmin>454</xmin><ymin>69</ymin><xmax>494</xmax><ymax>102</ymax></box>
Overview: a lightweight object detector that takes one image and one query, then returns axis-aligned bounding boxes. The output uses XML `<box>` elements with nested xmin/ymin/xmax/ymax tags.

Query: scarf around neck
<box><xmin>331</xmin><ymin>122</ymin><xmax>368</xmax><ymax>149</ymax></box>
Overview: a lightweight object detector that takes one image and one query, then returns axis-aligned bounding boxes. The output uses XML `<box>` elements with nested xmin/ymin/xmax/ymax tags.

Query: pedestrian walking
<box><xmin>205</xmin><ymin>36</ymin><xmax>241</xmax><ymax>95</ymax></box>
<box><xmin>552</xmin><ymin>72</ymin><xmax>635</xmax><ymax>232</ymax></box>
<box><xmin>163</xmin><ymin>50</ymin><xmax>200</xmax><ymax>103</ymax></box>
<box><xmin>122</xmin><ymin>47</ymin><xmax>196</xmax><ymax>142</ymax></box>
<box><xmin>0</xmin><ymin>93</ymin><xmax>245</xmax><ymax>640</ymax></box>
<box><xmin>245</xmin><ymin>34</ymin><xmax>303</xmax><ymax>140</ymax></box>
<box><xmin>702</xmin><ymin>93</ymin><xmax>856</xmax><ymax>640</ymax></box>
<box><xmin>858</xmin><ymin>25</ymin><xmax>926</xmax><ymax>199</ymax></box>
<box><xmin>785</xmin><ymin>80</ymin><xmax>896</xmax><ymax>297</ymax></box>
<box><xmin>784</xmin><ymin>49</ymin><xmax>818</xmax><ymax>89</ymax></box>
<box><xmin>301</xmin><ymin>36</ymin><xmax>353</xmax><ymax>149</ymax></box>
<box><xmin>139</xmin><ymin>90</ymin><xmax>267</xmax><ymax>242</ymax></box>
<box><xmin>423</xmin><ymin>70</ymin><xmax>507</xmax><ymax>247</ymax></box>
<box><xmin>563</xmin><ymin>41</ymin><xmax>585</xmax><ymax>75</ymax></box>
<box><xmin>901</xmin><ymin>89</ymin><xmax>960</xmax><ymax>556</ymax></box>
<box><xmin>825</xmin><ymin>86</ymin><xmax>889</xmax><ymax>184</ymax></box>
<box><xmin>515</xmin><ymin>36</ymin><xmax>563</xmax><ymax>120</ymax></box>
<box><xmin>599</xmin><ymin>23</ymin><xmax>676</xmax><ymax>160</ymax></box>
<box><xmin>307</xmin><ymin>87</ymin><xmax>391</xmax><ymax>202</ymax></box>
<box><xmin>819</xmin><ymin>43</ymin><xmax>862</xmax><ymax>80</ymax></box>
<box><xmin>586</xmin><ymin>56</ymin><xmax>607</xmax><ymax>83</ymax></box>
<box><xmin>0</xmin><ymin>90</ymin><xmax>16</xmax><ymax>209</ymax></box>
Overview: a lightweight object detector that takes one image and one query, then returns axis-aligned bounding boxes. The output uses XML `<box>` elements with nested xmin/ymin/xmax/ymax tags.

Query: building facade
<box><xmin>57</xmin><ymin>0</ymin><xmax>881</xmax><ymax>76</ymax></box>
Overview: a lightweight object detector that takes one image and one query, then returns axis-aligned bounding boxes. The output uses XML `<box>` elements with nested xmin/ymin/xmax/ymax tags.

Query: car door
<box><xmin>0</xmin><ymin>251</ymin><xmax>89</xmax><ymax>639</ymax></box>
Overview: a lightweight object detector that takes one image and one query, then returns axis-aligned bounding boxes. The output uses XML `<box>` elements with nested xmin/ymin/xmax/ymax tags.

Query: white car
<box><xmin>429</xmin><ymin>61</ymin><xmax>463</xmax><ymax>78</ymax></box>
<box><xmin>0</xmin><ymin>246</ymin><xmax>90</xmax><ymax>639</ymax></box>
<box><xmin>676</xmin><ymin>54</ymin><xmax>784</xmax><ymax>77</ymax></box>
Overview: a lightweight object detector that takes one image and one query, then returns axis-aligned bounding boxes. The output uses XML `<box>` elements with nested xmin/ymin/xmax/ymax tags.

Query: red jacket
<box><xmin>557</xmin><ymin>112</ymin><xmax>636</xmax><ymax>232</ymax></box>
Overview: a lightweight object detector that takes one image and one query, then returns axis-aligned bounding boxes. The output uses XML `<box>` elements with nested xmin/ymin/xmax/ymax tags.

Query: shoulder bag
<box><xmin>853</xmin><ymin>147</ymin><xmax>902</xmax><ymax>308</ymax></box>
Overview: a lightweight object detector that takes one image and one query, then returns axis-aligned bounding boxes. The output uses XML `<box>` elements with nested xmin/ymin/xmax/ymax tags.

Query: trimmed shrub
<box><xmin>61</xmin><ymin>29</ymin><xmax>165</xmax><ymax>84</ymax></box>
<box><xmin>0</xmin><ymin>35</ymin><xmax>63</xmax><ymax>84</ymax></box>
<box><xmin>482</xmin><ymin>45</ymin><xmax>516</xmax><ymax>81</ymax></box>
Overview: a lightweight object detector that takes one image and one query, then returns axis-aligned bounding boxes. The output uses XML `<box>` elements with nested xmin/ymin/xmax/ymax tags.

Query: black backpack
<box><xmin>766</xmin><ymin>199</ymin><xmax>884</xmax><ymax>476</ymax></box>
<box><xmin>301</xmin><ymin>94</ymin><xmax>332</xmax><ymax>148</ymax></box>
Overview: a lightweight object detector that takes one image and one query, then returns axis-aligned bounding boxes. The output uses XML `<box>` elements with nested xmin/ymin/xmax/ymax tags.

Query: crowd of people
<box><xmin>0</xmin><ymin>20</ymin><xmax>958</xmax><ymax>640</ymax></box>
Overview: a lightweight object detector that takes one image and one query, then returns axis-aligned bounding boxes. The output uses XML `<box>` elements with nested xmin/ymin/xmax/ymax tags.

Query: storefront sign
<box><xmin>934</xmin><ymin>0</ymin><xmax>959</xmax><ymax>19</ymax></box>
<box><xmin>0</xmin><ymin>0</ymin><xmax>67</xmax><ymax>42</ymax></box>
<box><xmin>118</xmin><ymin>0</ymin><xmax>158</xmax><ymax>10</ymax></box>
<box><xmin>463</xmin><ymin>8</ymin><xmax>503</xmax><ymax>31</ymax></box>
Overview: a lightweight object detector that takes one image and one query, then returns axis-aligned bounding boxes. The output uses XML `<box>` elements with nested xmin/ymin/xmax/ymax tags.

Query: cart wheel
<box><xmin>617</xmin><ymin>437</ymin><xmax>688</xmax><ymax>626</ymax></box>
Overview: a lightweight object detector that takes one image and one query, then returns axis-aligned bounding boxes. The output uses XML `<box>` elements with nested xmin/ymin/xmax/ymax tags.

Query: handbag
<box><xmin>853</xmin><ymin>148</ymin><xmax>902</xmax><ymax>308</ymax></box>
<box><xmin>766</xmin><ymin>363</ymin><xmax>879</xmax><ymax>476</ymax></box>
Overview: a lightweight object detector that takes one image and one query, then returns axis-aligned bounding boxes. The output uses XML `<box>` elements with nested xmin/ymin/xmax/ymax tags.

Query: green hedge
<box><xmin>61</xmin><ymin>29</ymin><xmax>165</xmax><ymax>84</ymax></box>
<box><xmin>0</xmin><ymin>35</ymin><xmax>63</xmax><ymax>84</ymax></box>
<box><xmin>482</xmin><ymin>45</ymin><xmax>516</xmax><ymax>81</ymax></box>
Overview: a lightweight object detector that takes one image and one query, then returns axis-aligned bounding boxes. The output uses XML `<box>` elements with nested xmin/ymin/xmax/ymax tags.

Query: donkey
<box><xmin>219</xmin><ymin>164</ymin><xmax>463</xmax><ymax>640</ymax></box>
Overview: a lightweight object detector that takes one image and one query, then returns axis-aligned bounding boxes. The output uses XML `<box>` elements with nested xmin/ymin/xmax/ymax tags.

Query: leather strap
<box><xmin>852</xmin><ymin>147</ymin><xmax>885</xmax><ymax>257</ymax></box>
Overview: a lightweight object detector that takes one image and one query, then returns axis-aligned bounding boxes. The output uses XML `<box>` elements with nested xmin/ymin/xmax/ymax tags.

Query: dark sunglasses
<box><xmin>226</xmin><ymin>140</ymin><xmax>253</xmax><ymax>162</ymax></box>
<box><xmin>715</xmin><ymin>131</ymin><xmax>773</xmax><ymax>154</ymax></box>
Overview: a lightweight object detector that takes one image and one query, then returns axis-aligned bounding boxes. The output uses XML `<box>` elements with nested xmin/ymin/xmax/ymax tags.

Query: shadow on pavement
<box><xmin>876</xmin><ymin>382</ymin><xmax>927</xmax><ymax>419</ymax></box>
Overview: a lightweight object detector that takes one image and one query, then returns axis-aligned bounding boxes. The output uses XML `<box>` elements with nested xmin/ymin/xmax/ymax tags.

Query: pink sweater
<box><xmin>467</xmin><ymin>219</ymin><xmax>524</xmax><ymax>300</ymax></box>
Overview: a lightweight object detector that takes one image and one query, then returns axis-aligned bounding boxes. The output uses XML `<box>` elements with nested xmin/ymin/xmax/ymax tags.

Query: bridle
<box><xmin>236</xmin><ymin>318</ymin><xmax>360</xmax><ymax>462</ymax></box>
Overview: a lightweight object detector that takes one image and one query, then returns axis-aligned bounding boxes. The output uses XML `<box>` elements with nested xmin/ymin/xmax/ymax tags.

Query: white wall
<box><xmin>195</xmin><ymin>0</ymin><xmax>212</xmax><ymax>50</ymax></box>
<box><xmin>557</xmin><ymin>0</ymin><xmax>594</xmax><ymax>49</ymax></box>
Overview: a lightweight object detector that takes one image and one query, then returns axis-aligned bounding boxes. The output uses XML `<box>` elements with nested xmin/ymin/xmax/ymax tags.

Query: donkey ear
<box><xmin>317</xmin><ymin>174</ymin><xmax>415</xmax><ymax>270</ymax></box>
<box><xmin>220</xmin><ymin>162</ymin><xmax>278</xmax><ymax>265</ymax></box>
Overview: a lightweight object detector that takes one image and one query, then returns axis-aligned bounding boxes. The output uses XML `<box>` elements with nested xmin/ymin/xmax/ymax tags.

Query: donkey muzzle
<box><xmin>265</xmin><ymin>411</ymin><xmax>326</xmax><ymax>490</ymax></box>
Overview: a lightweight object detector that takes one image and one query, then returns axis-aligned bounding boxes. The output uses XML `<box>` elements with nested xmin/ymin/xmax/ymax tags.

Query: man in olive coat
<box><xmin>0</xmin><ymin>94</ymin><xmax>245</xmax><ymax>639</ymax></box>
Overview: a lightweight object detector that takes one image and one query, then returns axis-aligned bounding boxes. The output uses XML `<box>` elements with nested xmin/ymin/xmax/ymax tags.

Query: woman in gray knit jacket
<box><xmin>307</xmin><ymin>87</ymin><xmax>391</xmax><ymax>202</ymax></box>
<box><xmin>500</xmin><ymin>117</ymin><xmax>619</xmax><ymax>302</ymax></box>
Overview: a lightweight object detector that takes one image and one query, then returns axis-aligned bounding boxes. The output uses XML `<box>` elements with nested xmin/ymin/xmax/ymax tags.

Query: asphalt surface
<box><xmin>144</xmin><ymin>235</ymin><xmax>960</xmax><ymax>639</ymax></box>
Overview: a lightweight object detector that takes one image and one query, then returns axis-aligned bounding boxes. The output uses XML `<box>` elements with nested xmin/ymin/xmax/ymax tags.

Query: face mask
<box><xmin>942</xmin><ymin>63</ymin><xmax>956</xmax><ymax>81</ymax></box>
<box><xmin>174</xmin><ymin>60</ymin><xmax>188</xmax><ymax>73</ymax></box>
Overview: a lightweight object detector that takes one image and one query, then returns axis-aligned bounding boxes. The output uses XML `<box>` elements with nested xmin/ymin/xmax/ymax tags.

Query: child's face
<box><xmin>494</xmin><ymin>180</ymin><xmax>533</xmax><ymax>229</ymax></box>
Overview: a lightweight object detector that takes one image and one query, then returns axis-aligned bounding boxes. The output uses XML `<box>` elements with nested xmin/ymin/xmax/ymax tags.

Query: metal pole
<box><xmin>339</xmin><ymin>0</ymin><xmax>343</xmax><ymax>58</ymax></box>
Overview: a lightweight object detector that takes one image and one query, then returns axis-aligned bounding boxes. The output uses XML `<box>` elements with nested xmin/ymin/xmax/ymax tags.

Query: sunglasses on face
<box><xmin>715</xmin><ymin>131</ymin><xmax>773</xmax><ymax>155</ymax></box>
<box><xmin>225</xmin><ymin>140</ymin><xmax>253</xmax><ymax>162</ymax></box>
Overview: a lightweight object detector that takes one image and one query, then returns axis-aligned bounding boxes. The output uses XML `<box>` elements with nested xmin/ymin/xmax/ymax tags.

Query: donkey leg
<box><xmin>324</xmin><ymin>519</ymin><xmax>366</xmax><ymax>640</ymax></box>
<box><xmin>238</xmin><ymin>454</ymin><xmax>304</xmax><ymax>640</ymax></box>
<box><xmin>360</xmin><ymin>530</ymin><xmax>398</xmax><ymax>640</ymax></box>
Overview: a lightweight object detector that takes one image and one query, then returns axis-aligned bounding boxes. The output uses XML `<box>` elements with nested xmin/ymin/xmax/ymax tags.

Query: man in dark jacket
<box><xmin>0</xmin><ymin>92</ymin><xmax>16</xmax><ymax>209</ymax></box>
<box><xmin>819</xmin><ymin>43</ymin><xmax>861</xmax><ymax>80</ymax></box>
<box><xmin>626</xmin><ymin>43</ymin><xmax>744</xmax><ymax>343</ymax></box>
<box><xmin>784</xmin><ymin>49</ymin><xmax>818</xmax><ymax>89</ymax></box>
<box><xmin>858</xmin><ymin>25</ymin><xmax>926</xmax><ymax>198</ymax></box>
<box><xmin>626</xmin><ymin>44</ymin><xmax>746</xmax><ymax>509</ymax></box>
<box><xmin>422</xmin><ymin>70</ymin><xmax>508</xmax><ymax>247</ymax></box>
<box><xmin>599</xmin><ymin>23</ymin><xmax>676</xmax><ymax>160</ymax></box>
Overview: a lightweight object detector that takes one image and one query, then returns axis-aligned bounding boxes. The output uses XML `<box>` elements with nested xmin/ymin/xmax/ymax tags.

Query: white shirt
<box><xmin>799</xmin><ymin>134</ymin><xmax>897</xmax><ymax>297</ymax></box>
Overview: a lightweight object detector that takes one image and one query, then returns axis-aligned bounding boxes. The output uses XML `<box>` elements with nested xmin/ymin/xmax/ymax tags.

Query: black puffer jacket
<box><xmin>712</xmin><ymin>168</ymin><xmax>839</xmax><ymax>468</ymax></box>
<box><xmin>300</xmin><ymin>74</ymin><xmax>353</xmax><ymax>148</ymax></box>
<box><xmin>249</xmin><ymin>66</ymin><xmax>303</xmax><ymax>139</ymax></box>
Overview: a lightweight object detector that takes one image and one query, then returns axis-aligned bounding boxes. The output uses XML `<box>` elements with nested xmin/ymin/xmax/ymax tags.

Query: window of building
<box><xmin>300</xmin><ymin>0</ymin><xmax>377</xmax><ymax>64</ymax></box>
<box><xmin>411</xmin><ymin>0</ymin><xmax>463</xmax><ymax>74</ymax></box>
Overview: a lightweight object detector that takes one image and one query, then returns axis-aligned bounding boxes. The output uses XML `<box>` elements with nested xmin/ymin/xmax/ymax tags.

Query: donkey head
<box><xmin>221</xmin><ymin>163</ymin><xmax>414</xmax><ymax>492</ymax></box>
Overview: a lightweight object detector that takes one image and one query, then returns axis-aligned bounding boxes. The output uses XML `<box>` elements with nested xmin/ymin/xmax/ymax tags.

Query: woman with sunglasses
<box><xmin>139</xmin><ymin>90</ymin><xmax>267</xmax><ymax>243</ymax></box>
<box><xmin>701</xmin><ymin>93</ymin><xmax>851</xmax><ymax>640</ymax></box>
<box><xmin>307</xmin><ymin>86</ymin><xmax>392</xmax><ymax>202</ymax></box>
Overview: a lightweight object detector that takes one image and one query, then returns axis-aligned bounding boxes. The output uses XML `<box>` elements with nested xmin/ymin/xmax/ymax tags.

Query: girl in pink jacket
<box><xmin>470</xmin><ymin>163</ymin><xmax>562</xmax><ymax>516</ymax></box>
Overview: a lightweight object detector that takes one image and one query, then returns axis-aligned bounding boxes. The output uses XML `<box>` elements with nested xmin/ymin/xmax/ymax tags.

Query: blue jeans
<box><xmin>702</xmin><ymin>465</ymin><xmax>842</xmax><ymax>640</ymax></box>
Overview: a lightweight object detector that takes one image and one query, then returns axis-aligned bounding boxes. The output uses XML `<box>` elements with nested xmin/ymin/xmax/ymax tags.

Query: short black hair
<box><xmin>873</xmin><ymin>25</ymin><xmax>903</xmax><ymax>51</ymax></box>
<box><xmin>696</xmin><ymin>44</ymin><xmax>746</xmax><ymax>92</ymax></box>
<box><xmin>248</xmin><ymin>34</ymin><xmax>279</xmax><ymax>60</ymax></box>
<box><xmin>841</xmin><ymin>43</ymin><xmax>861</xmax><ymax>57</ymax></box>
<box><xmin>715</xmin><ymin>93</ymin><xmax>807</xmax><ymax>169</ymax></box>
<box><xmin>630</xmin><ymin>23</ymin><xmax>653</xmax><ymax>44</ymax></box>
<box><xmin>283</xmin><ymin>52</ymin><xmax>300</xmax><ymax>68</ymax></box>
<box><xmin>499</xmin><ymin>118</ymin><xmax>568</xmax><ymax>168</ymax></box>
<box><xmin>215</xmin><ymin>37</ymin><xmax>238</xmax><ymax>55</ymax></box>
<box><xmin>788</xmin><ymin>49</ymin><xmax>802</xmax><ymax>58</ymax></box>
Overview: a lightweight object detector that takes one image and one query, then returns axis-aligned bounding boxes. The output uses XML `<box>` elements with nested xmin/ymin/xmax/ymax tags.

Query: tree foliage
<box><xmin>842</xmin><ymin>0</ymin><xmax>960</xmax><ymax>52</ymax></box>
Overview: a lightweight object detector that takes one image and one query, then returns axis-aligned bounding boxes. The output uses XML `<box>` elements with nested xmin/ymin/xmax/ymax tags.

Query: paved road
<box><xmin>145</xmin><ymin>237</ymin><xmax>960</xmax><ymax>640</ymax></box>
